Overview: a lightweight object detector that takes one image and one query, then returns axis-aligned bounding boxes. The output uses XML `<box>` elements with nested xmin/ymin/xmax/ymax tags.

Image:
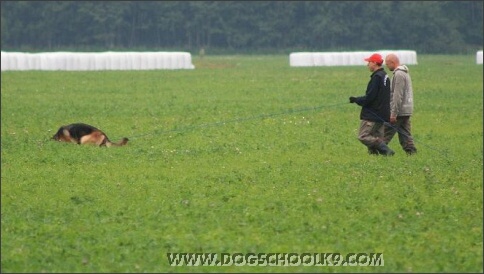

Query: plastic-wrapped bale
<box><xmin>289</xmin><ymin>52</ymin><xmax>316</xmax><ymax>67</ymax></box>
<box><xmin>477</xmin><ymin>50</ymin><xmax>483</xmax><ymax>65</ymax></box>
<box><xmin>377</xmin><ymin>50</ymin><xmax>418</xmax><ymax>65</ymax></box>
<box><xmin>1</xmin><ymin>52</ymin><xmax>26</xmax><ymax>70</ymax></box>
<box><xmin>289</xmin><ymin>50</ymin><xmax>418</xmax><ymax>67</ymax></box>
<box><xmin>0</xmin><ymin>51</ymin><xmax>195</xmax><ymax>71</ymax></box>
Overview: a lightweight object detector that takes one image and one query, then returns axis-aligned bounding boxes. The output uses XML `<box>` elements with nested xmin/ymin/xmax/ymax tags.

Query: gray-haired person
<box><xmin>383</xmin><ymin>54</ymin><xmax>417</xmax><ymax>155</ymax></box>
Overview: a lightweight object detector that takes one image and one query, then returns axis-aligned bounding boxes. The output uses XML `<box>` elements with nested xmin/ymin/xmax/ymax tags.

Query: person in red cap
<box><xmin>349</xmin><ymin>53</ymin><xmax>395</xmax><ymax>156</ymax></box>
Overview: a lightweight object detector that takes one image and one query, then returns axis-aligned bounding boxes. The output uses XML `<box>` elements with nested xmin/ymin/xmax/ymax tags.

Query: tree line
<box><xmin>1</xmin><ymin>1</ymin><xmax>482</xmax><ymax>54</ymax></box>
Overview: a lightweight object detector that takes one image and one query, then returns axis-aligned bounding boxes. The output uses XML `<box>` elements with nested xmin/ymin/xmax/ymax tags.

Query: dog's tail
<box><xmin>105</xmin><ymin>137</ymin><xmax>129</xmax><ymax>147</ymax></box>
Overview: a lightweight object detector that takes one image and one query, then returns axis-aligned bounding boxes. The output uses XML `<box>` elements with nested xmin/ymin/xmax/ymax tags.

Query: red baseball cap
<box><xmin>364</xmin><ymin>53</ymin><xmax>383</xmax><ymax>64</ymax></box>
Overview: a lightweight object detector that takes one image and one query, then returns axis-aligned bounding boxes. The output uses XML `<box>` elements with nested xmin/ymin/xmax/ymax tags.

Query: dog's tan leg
<box><xmin>96</xmin><ymin>134</ymin><xmax>108</xmax><ymax>147</ymax></box>
<box><xmin>80</xmin><ymin>132</ymin><xmax>106</xmax><ymax>146</ymax></box>
<box><xmin>80</xmin><ymin>134</ymin><xmax>93</xmax><ymax>145</ymax></box>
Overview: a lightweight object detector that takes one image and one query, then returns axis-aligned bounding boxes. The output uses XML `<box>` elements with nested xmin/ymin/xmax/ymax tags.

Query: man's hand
<box><xmin>349</xmin><ymin>96</ymin><xmax>357</xmax><ymax>103</ymax></box>
<box><xmin>390</xmin><ymin>115</ymin><xmax>397</xmax><ymax>124</ymax></box>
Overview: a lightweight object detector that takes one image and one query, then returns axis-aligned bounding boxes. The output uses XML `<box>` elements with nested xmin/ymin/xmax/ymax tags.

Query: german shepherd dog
<box><xmin>52</xmin><ymin>123</ymin><xmax>128</xmax><ymax>147</ymax></box>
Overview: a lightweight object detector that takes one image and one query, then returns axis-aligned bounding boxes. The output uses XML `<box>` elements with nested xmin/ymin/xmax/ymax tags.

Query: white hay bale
<box><xmin>289</xmin><ymin>50</ymin><xmax>418</xmax><ymax>67</ymax></box>
<box><xmin>477</xmin><ymin>50</ymin><xmax>483</xmax><ymax>64</ymax></box>
<box><xmin>0</xmin><ymin>51</ymin><xmax>195</xmax><ymax>71</ymax></box>
<box><xmin>289</xmin><ymin>52</ymin><xmax>315</xmax><ymax>67</ymax></box>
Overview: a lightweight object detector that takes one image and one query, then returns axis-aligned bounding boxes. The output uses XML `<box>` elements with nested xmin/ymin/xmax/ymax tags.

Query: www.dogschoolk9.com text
<box><xmin>167</xmin><ymin>252</ymin><xmax>384</xmax><ymax>267</ymax></box>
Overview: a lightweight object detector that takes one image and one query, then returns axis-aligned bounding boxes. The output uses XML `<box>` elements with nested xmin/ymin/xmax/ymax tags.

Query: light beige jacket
<box><xmin>390</xmin><ymin>65</ymin><xmax>414</xmax><ymax>117</ymax></box>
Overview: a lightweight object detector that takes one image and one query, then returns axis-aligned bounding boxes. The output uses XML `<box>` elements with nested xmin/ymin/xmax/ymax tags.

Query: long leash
<box><xmin>120</xmin><ymin>101</ymin><xmax>451</xmax><ymax>159</ymax></box>
<box><xmin>125</xmin><ymin>102</ymin><xmax>348</xmax><ymax>140</ymax></box>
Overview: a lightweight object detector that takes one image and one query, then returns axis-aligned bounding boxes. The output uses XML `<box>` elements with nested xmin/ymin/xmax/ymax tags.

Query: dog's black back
<box><xmin>62</xmin><ymin>123</ymin><xmax>99</xmax><ymax>140</ymax></box>
<box><xmin>52</xmin><ymin>123</ymin><xmax>103</xmax><ymax>144</ymax></box>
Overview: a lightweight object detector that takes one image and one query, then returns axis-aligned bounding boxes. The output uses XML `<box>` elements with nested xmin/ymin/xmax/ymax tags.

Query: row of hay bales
<box><xmin>289</xmin><ymin>50</ymin><xmax>418</xmax><ymax>67</ymax></box>
<box><xmin>1</xmin><ymin>50</ymin><xmax>482</xmax><ymax>71</ymax></box>
<box><xmin>0</xmin><ymin>51</ymin><xmax>195</xmax><ymax>71</ymax></box>
<box><xmin>289</xmin><ymin>50</ymin><xmax>483</xmax><ymax>67</ymax></box>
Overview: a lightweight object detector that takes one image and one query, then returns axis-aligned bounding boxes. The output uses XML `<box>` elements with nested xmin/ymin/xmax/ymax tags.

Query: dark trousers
<box><xmin>384</xmin><ymin>116</ymin><xmax>417</xmax><ymax>153</ymax></box>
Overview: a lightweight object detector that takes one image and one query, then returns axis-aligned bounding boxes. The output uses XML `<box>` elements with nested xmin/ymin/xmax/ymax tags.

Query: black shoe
<box><xmin>377</xmin><ymin>142</ymin><xmax>395</xmax><ymax>156</ymax></box>
<box><xmin>368</xmin><ymin>148</ymin><xmax>380</xmax><ymax>155</ymax></box>
<box><xmin>405</xmin><ymin>148</ymin><xmax>417</xmax><ymax>155</ymax></box>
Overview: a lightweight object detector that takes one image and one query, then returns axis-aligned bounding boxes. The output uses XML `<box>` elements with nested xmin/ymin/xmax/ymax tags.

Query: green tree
<box><xmin>0</xmin><ymin>1</ymin><xmax>482</xmax><ymax>53</ymax></box>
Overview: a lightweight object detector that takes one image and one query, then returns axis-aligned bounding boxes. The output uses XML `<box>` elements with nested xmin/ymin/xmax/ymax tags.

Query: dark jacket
<box><xmin>354</xmin><ymin>68</ymin><xmax>391</xmax><ymax>122</ymax></box>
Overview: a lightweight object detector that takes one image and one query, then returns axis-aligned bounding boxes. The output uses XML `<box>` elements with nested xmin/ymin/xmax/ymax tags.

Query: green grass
<box><xmin>1</xmin><ymin>55</ymin><xmax>482</xmax><ymax>272</ymax></box>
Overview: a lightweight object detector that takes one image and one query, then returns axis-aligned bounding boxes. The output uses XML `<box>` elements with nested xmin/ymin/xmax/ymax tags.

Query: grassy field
<box><xmin>1</xmin><ymin>54</ymin><xmax>482</xmax><ymax>272</ymax></box>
